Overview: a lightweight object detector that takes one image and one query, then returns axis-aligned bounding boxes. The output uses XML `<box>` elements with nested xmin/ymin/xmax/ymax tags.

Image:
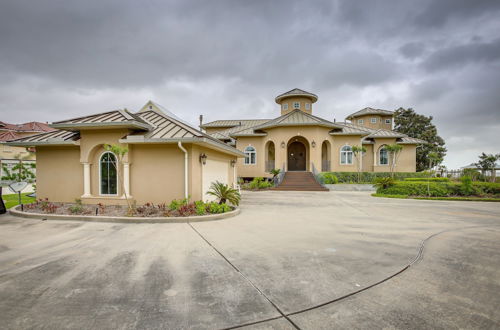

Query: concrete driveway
<box><xmin>0</xmin><ymin>191</ymin><xmax>499</xmax><ymax>329</ymax></box>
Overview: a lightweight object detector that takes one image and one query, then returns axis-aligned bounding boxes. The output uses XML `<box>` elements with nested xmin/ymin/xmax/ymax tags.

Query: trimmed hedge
<box><xmin>318</xmin><ymin>171</ymin><xmax>428</xmax><ymax>184</ymax></box>
<box><xmin>404</xmin><ymin>177</ymin><xmax>450</xmax><ymax>182</ymax></box>
<box><xmin>377</xmin><ymin>181</ymin><xmax>500</xmax><ymax>197</ymax></box>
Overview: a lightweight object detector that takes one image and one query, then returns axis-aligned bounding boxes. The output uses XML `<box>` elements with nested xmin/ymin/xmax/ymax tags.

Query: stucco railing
<box><xmin>311</xmin><ymin>162</ymin><xmax>325</xmax><ymax>187</ymax></box>
<box><xmin>273</xmin><ymin>163</ymin><xmax>286</xmax><ymax>187</ymax></box>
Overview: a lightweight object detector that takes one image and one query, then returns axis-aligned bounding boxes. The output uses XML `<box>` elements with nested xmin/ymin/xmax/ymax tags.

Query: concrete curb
<box><xmin>9</xmin><ymin>206</ymin><xmax>241</xmax><ymax>224</ymax></box>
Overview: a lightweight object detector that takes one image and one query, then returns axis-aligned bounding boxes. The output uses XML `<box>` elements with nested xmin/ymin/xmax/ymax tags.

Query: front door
<box><xmin>288</xmin><ymin>141</ymin><xmax>306</xmax><ymax>171</ymax></box>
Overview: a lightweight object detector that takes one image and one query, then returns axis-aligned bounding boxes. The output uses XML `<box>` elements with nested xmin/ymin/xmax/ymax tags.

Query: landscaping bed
<box><xmin>373</xmin><ymin>179</ymin><xmax>500</xmax><ymax>201</ymax></box>
<box><xmin>21</xmin><ymin>198</ymin><xmax>236</xmax><ymax>217</ymax></box>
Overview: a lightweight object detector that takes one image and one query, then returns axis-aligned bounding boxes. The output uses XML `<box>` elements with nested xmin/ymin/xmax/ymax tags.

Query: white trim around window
<box><xmin>99</xmin><ymin>151</ymin><xmax>119</xmax><ymax>196</ymax></box>
<box><xmin>305</xmin><ymin>103</ymin><xmax>311</xmax><ymax>110</ymax></box>
<box><xmin>293</xmin><ymin>102</ymin><xmax>300</xmax><ymax>109</ymax></box>
<box><xmin>385</xmin><ymin>119</ymin><xmax>391</xmax><ymax>124</ymax></box>
<box><xmin>244</xmin><ymin>145</ymin><xmax>256</xmax><ymax>165</ymax></box>
<box><xmin>282</xmin><ymin>103</ymin><xmax>288</xmax><ymax>110</ymax></box>
<box><xmin>340</xmin><ymin>145</ymin><xmax>353</xmax><ymax>165</ymax></box>
<box><xmin>370</xmin><ymin>117</ymin><xmax>377</xmax><ymax>123</ymax></box>
<box><xmin>358</xmin><ymin>119</ymin><xmax>364</xmax><ymax>124</ymax></box>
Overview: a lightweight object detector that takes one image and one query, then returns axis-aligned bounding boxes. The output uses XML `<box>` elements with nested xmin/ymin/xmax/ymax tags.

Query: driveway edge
<box><xmin>9</xmin><ymin>206</ymin><xmax>240</xmax><ymax>223</ymax></box>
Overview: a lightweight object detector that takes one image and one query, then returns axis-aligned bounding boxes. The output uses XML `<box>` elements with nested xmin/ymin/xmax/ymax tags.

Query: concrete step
<box><xmin>273</xmin><ymin>171</ymin><xmax>328</xmax><ymax>191</ymax></box>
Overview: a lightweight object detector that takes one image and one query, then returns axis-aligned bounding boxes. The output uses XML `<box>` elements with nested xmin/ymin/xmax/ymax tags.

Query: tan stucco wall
<box><xmin>353</xmin><ymin>115</ymin><xmax>393</xmax><ymax>130</ymax></box>
<box><xmin>234</xmin><ymin>127</ymin><xmax>418</xmax><ymax>177</ymax></box>
<box><xmin>277</xmin><ymin>96</ymin><xmax>315</xmax><ymax>115</ymax></box>
<box><xmin>130</xmin><ymin>144</ymin><xmax>184</xmax><ymax>204</ymax></box>
<box><xmin>36</xmin><ymin>146</ymin><xmax>83</xmax><ymax>202</ymax></box>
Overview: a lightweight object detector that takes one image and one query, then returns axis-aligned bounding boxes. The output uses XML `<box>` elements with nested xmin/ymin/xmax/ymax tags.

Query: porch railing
<box><xmin>273</xmin><ymin>163</ymin><xmax>286</xmax><ymax>186</ymax></box>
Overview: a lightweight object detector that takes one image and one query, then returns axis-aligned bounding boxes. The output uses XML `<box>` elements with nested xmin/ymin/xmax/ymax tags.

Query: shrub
<box><xmin>248</xmin><ymin>177</ymin><xmax>272</xmax><ymax>190</ymax></box>
<box><xmin>207</xmin><ymin>181</ymin><xmax>241</xmax><ymax>205</ymax></box>
<box><xmin>69</xmin><ymin>198</ymin><xmax>84</xmax><ymax>214</ymax></box>
<box><xmin>373</xmin><ymin>177</ymin><xmax>395</xmax><ymax>189</ymax></box>
<box><xmin>460</xmin><ymin>176</ymin><xmax>474</xmax><ymax>195</ymax></box>
<box><xmin>207</xmin><ymin>202</ymin><xmax>231</xmax><ymax>214</ymax></box>
<box><xmin>169</xmin><ymin>198</ymin><xmax>188</xmax><ymax>211</ymax></box>
<box><xmin>404</xmin><ymin>177</ymin><xmax>450</xmax><ymax>182</ymax></box>
<box><xmin>320</xmin><ymin>171</ymin><xmax>428</xmax><ymax>184</ymax></box>
<box><xmin>377</xmin><ymin>182</ymin><xmax>451</xmax><ymax>197</ymax></box>
<box><xmin>194</xmin><ymin>200</ymin><xmax>206</xmax><ymax>215</ymax></box>
<box><xmin>322</xmin><ymin>173</ymin><xmax>338</xmax><ymax>184</ymax></box>
<box><xmin>178</xmin><ymin>203</ymin><xmax>196</xmax><ymax>216</ymax></box>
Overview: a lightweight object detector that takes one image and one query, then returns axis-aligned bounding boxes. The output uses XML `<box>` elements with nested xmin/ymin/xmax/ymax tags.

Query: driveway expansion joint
<box><xmin>187</xmin><ymin>222</ymin><xmax>302</xmax><ymax>330</ymax></box>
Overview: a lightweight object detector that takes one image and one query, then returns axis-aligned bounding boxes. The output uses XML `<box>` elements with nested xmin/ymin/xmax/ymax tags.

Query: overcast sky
<box><xmin>1</xmin><ymin>0</ymin><xmax>499</xmax><ymax>168</ymax></box>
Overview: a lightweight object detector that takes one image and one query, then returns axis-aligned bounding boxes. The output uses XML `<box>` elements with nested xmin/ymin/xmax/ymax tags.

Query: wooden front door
<box><xmin>288</xmin><ymin>141</ymin><xmax>306</xmax><ymax>171</ymax></box>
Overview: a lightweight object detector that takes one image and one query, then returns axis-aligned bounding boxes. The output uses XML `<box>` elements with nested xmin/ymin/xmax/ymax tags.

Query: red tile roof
<box><xmin>0</xmin><ymin>131</ymin><xmax>21</xmax><ymax>142</ymax></box>
<box><xmin>0</xmin><ymin>121</ymin><xmax>56</xmax><ymax>133</ymax></box>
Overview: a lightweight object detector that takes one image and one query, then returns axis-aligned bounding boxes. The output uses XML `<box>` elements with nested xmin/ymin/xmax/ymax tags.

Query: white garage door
<box><xmin>202</xmin><ymin>159</ymin><xmax>229</xmax><ymax>201</ymax></box>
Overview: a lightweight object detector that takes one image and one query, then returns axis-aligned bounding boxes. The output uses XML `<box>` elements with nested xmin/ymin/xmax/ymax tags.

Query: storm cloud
<box><xmin>0</xmin><ymin>0</ymin><xmax>499</xmax><ymax>168</ymax></box>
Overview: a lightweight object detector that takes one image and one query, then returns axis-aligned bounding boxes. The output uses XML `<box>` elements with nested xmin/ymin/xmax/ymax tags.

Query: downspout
<box><xmin>177</xmin><ymin>141</ymin><xmax>188</xmax><ymax>199</ymax></box>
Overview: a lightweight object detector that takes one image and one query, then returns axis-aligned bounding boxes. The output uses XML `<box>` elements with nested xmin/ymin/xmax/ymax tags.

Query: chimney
<box><xmin>199</xmin><ymin>115</ymin><xmax>203</xmax><ymax>130</ymax></box>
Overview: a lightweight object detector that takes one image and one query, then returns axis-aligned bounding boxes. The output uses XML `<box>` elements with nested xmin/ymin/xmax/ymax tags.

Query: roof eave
<box><xmin>50</xmin><ymin>122</ymin><xmax>152</xmax><ymax>131</ymax></box>
<box><xmin>118</xmin><ymin>136</ymin><xmax>245</xmax><ymax>157</ymax></box>
<box><xmin>7</xmin><ymin>140</ymin><xmax>80</xmax><ymax>147</ymax></box>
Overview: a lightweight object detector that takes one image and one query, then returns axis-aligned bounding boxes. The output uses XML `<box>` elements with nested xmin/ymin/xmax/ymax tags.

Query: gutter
<box><xmin>6</xmin><ymin>140</ymin><xmax>80</xmax><ymax>147</ymax></box>
<box><xmin>177</xmin><ymin>141</ymin><xmax>189</xmax><ymax>200</ymax></box>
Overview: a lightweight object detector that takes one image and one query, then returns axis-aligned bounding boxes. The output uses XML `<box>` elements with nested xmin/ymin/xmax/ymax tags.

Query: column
<box><xmin>373</xmin><ymin>148</ymin><xmax>377</xmax><ymax>167</ymax></box>
<box><xmin>123</xmin><ymin>162</ymin><xmax>131</xmax><ymax>197</ymax></box>
<box><xmin>82</xmin><ymin>163</ymin><xmax>91</xmax><ymax>197</ymax></box>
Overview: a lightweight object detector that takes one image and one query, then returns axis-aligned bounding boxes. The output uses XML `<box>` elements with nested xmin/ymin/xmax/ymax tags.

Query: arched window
<box><xmin>244</xmin><ymin>146</ymin><xmax>256</xmax><ymax>165</ymax></box>
<box><xmin>379</xmin><ymin>147</ymin><xmax>389</xmax><ymax>165</ymax></box>
<box><xmin>340</xmin><ymin>145</ymin><xmax>353</xmax><ymax>165</ymax></box>
<box><xmin>100</xmin><ymin>152</ymin><xmax>118</xmax><ymax>195</ymax></box>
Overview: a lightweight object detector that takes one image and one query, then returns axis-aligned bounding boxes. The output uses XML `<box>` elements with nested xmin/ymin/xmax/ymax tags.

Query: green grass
<box><xmin>372</xmin><ymin>193</ymin><xmax>500</xmax><ymax>202</ymax></box>
<box><xmin>2</xmin><ymin>193</ymin><xmax>36</xmax><ymax>209</ymax></box>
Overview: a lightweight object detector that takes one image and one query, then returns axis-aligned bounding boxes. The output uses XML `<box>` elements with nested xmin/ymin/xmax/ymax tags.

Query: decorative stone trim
<box><xmin>9</xmin><ymin>206</ymin><xmax>240</xmax><ymax>224</ymax></box>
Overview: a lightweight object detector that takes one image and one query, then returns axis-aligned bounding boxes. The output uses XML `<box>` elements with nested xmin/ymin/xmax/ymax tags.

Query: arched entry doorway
<box><xmin>287</xmin><ymin>136</ymin><xmax>309</xmax><ymax>171</ymax></box>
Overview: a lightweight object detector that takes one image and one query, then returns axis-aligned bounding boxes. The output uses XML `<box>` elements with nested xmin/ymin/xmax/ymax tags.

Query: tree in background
<box><xmin>1</xmin><ymin>161</ymin><xmax>36</xmax><ymax>183</ymax></box>
<box><xmin>352</xmin><ymin>145</ymin><xmax>366</xmax><ymax>183</ymax></box>
<box><xmin>394</xmin><ymin>108</ymin><xmax>447</xmax><ymax>172</ymax></box>
<box><xmin>385</xmin><ymin>144</ymin><xmax>403</xmax><ymax>177</ymax></box>
<box><xmin>474</xmin><ymin>153</ymin><xmax>500</xmax><ymax>182</ymax></box>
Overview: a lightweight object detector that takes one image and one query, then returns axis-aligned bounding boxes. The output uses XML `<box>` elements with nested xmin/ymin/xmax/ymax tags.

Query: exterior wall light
<box><xmin>199</xmin><ymin>153</ymin><xmax>207</xmax><ymax>165</ymax></box>
<box><xmin>311</xmin><ymin>141</ymin><xmax>316</xmax><ymax>148</ymax></box>
<box><xmin>230</xmin><ymin>159</ymin><xmax>236</xmax><ymax>167</ymax></box>
<box><xmin>281</xmin><ymin>141</ymin><xmax>285</xmax><ymax>148</ymax></box>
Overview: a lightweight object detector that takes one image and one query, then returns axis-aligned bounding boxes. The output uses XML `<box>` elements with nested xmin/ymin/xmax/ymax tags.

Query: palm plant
<box><xmin>352</xmin><ymin>145</ymin><xmax>366</xmax><ymax>183</ymax></box>
<box><xmin>269</xmin><ymin>168</ymin><xmax>281</xmax><ymax>179</ymax></box>
<box><xmin>385</xmin><ymin>144</ymin><xmax>403</xmax><ymax>178</ymax></box>
<box><xmin>207</xmin><ymin>181</ymin><xmax>241</xmax><ymax>206</ymax></box>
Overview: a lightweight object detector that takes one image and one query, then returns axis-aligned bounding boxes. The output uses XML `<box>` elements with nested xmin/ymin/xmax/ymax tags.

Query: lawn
<box><xmin>2</xmin><ymin>193</ymin><xmax>36</xmax><ymax>209</ymax></box>
<box><xmin>372</xmin><ymin>193</ymin><xmax>500</xmax><ymax>202</ymax></box>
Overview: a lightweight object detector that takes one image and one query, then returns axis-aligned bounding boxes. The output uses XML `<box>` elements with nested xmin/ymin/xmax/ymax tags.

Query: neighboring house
<box><xmin>0</xmin><ymin>121</ymin><xmax>55</xmax><ymax>160</ymax></box>
<box><xmin>201</xmin><ymin>88</ymin><xmax>425</xmax><ymax>179</ymax></box>
<box><xmin>8</xmin><ymin>102</ymin><xmax>244</xmax><ymax>204</ymax></box>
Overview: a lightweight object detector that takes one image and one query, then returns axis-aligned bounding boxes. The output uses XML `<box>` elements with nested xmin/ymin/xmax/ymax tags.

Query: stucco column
<box><xmin>82</xmin><ymin>163</ymin><xmax>91</xmax><ymax>197</ymax></box>
<box><xmin>123</xmin><ymin>162</ymin><xmax>131</xmax><ymax>197</ymax></box>
<box><xmin>373</xmin><ymin>148</ymin><xmax>377</xmax><ymax>166</ymax></box>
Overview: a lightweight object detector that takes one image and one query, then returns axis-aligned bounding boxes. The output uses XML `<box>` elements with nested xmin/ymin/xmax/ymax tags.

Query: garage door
<box><xmin>202</xmin><ymin>159</ymin><xmax>229</xmax><ymax>201</ymax></box>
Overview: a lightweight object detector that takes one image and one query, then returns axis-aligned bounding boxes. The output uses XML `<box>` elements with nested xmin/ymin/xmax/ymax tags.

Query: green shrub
<box><xmin>322</xmin><ymin>173</ymin><xmax>339</xmax><ymax>184</ymax></box>
<box><xmin>404</xmin><ymin>177</ymin><xmax>450</xmax><ymax>182</ymax></box>
<box><xmin>69</xmin><ymin>198</ymin><xmax>83</xmax><ymax>214</ymax></box>
<box><xmin>373</xmin><ymin>177</ymin><xmax>396</xmax><ymax>189</ymax></box>
<box><xmin>320</xmin><ymin>171</ymin><xmax>428</xmax><ymax>184</ymax></box>
<box><xmin>473</xmin><ymin>182</ymin><xmax>500</xmax><ymax>195</ymax></box>
<box><xmin>249</xmin><ymin>177</ymin><xmax>272</xmax><ymax>189</ymax></box>
<box><xmin>377</xmin><ymin>182</ymin><xmax>451</xmax><ymax>197</ymax></box>
<box><xmin>169</xmin><ymin>198</ymin><xmax>188</xmax><ymax>211</ymax></box>
<box><xmin>194</xmin><ymin>200</ymin><xmax>206</xmax><ymax>215</ymax></box>
<box><xmin>460</xmin><ymin>176</ymin><xmax>474</xmax><ymax>195</ymax></box>
<box><xmin>207</xmin><ymin>202</ymin><xmax>231</xmax><ymax>214</ymax></box>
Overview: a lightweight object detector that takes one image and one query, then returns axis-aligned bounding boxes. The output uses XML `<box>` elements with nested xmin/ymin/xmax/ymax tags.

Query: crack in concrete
<box><xmin>188</xmin><ymin>223</ymin><xmax>500</xmax><ymax>329</ymax></box>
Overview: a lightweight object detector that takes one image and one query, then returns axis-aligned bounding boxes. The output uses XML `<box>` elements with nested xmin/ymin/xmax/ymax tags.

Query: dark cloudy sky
<box><xmin>1</xmin><ymin>0</ymin><xmax>499</xmax><ymax>168</ymax></box>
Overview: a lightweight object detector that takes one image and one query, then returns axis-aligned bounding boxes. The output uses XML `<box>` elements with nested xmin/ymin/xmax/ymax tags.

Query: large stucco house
<box><xmin>8</xmin><ymin>102</ymin><xmax>244</xmax><ymax>204</ymax></box>
<box><xmin>201</xmin><ymin>88</ymin><xmax>425</xmax><ymax>179</ymax></box>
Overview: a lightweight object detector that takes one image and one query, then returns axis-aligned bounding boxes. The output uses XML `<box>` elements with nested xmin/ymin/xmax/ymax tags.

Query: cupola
<box><xmin>275</xmin><ymin>88</ymin><xmax>318</xmax><ymax>115</ymax></box>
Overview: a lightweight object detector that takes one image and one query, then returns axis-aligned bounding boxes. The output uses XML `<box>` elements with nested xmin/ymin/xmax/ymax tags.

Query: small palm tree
<box><xmin>269</xmin><ymin>168</ymin><xmax>281</xmax><ymax>179</ymax></box>
<box><xmin>207</xmin><ymin>181</ymin><xmax>241</xmax><ymax>206</ymax></box>
<box><xmin>385</xmin><ymin>144</ymin><xmax>403</xmax><ymax>178</ymax></box>
<box><xmin>352</xmin><ymin>145</ymin><xmax>366</xmax><ymax>183</ymax></box>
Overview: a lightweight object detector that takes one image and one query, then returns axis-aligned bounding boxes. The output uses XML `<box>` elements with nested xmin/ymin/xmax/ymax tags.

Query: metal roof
<box><xmin>397</xmin><ymin>136</ymin><xmax>427</xmax><ymax>144</ymax></box>
<box><xmin>275</xmin><ymin>88</ymin><xmax>318</xmax><ymax>103</ymax></box>
<box><xmin>135</xmin><ymin>110</ymin><xmax>202</xmax><ymax>139</ymax></box>
<box><xmin>201</xmin><ymin>119</ymin><xmax>270</xmax><ymax>128</ymax></box>
<box><xmin>7</xmin><ymin>129</ymin><xmax>80</xmax><ymax>146</ymax></box>
<box><xmin>51</xmin><ymin>109</ymin><xmax>151</xmax><ymax>131</ymax></box>
<box><xmin>253</xmin><ymin>109</ymin><xmax>342</xmax><ymax>130</ymax></box>
<box><xmin>345</xmin><ymin>107</ymin><xmax>394</xmax><ymax>120</ymax></box>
